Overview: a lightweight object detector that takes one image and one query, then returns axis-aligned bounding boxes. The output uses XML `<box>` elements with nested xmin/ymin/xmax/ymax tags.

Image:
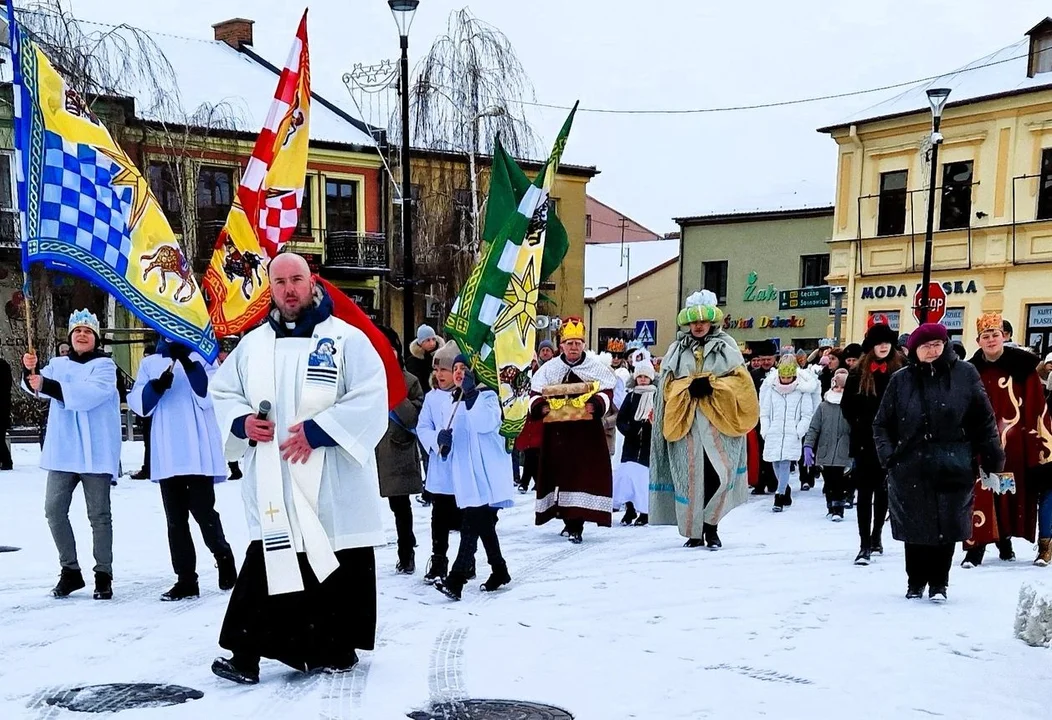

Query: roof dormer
<box><xmin>1026</xmin><ymin>18</ymin><xmax>1052</xmax><ymax>77</ymax></box>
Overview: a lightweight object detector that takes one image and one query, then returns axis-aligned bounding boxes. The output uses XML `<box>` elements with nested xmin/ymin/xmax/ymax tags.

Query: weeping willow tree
<box><xmin>400</xmin><ymin>7</ymin><xmax>541</xmax><ymax>324</ymax></box>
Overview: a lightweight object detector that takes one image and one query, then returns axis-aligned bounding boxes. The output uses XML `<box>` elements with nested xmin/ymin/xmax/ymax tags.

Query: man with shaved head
<box><xmin>210</xmin><ymin>252</ymin><xmax>389</xmax><ymax>685</ymax></box>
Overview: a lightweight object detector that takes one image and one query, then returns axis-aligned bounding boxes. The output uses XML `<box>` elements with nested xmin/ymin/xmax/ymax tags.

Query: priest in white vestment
<box><xmin>209</xmin><ymin>253</ymin><xmax>388</xmax><ymax>685</ymax></box>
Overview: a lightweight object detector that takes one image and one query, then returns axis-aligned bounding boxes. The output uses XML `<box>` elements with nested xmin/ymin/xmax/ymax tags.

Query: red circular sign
<box><xmin>914</xmin><ymin>282</ymin><xmax>947</xmax><ymax>324</ymax></box>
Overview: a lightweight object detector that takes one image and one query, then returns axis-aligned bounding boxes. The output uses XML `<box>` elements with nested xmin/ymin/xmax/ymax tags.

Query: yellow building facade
<box><xmin>585</xmin><ymin>258</ymin><xmax>679</xmax><ymax>355</ymax></box>
<box><xmin>821</xmin><ymin>21</ymin><xmax>1052</xmax><ymax>356</ymax></box>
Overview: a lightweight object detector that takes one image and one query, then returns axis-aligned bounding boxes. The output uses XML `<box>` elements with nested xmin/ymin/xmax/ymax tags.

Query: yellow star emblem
<box><xmin>96</xmin><ymin>146</ymin><xmax>153</xmax><ymax>231</ymax></box>
<box><xmin>493</xmin><ymin>257</ymin><xmax>539</xmax><ymax>345</ymax></box>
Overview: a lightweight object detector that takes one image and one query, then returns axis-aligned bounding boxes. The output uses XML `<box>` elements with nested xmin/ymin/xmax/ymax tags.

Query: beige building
<box><xmin>820</xmin><ymin>18</ymin><xmax>1052</xmax><ymax>355</ymax></box>
<box><xmin>585</xmin><ymin>258</ymin><xmax>679</xmax><ymax>355</ymax></box>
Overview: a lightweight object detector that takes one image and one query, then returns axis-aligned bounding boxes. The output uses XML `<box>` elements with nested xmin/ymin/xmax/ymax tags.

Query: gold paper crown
<box><xmin>607</xmin><ymin>338</ymin><xmax>626</xmax><ymax>353</ymax></box>
<box><xmin>561</xmin><ymin>317</ymin><xmax>586</xmax><ymax>342</ymax></box>
<box><xmin>976</xmin><ymin>312</ymin><xmax>1003</xmax><ymax>336</ymax></box>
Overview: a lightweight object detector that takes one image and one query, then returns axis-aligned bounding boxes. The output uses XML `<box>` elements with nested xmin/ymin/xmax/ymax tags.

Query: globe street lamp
<box><xmin>918</xmin><ymin>87</ymin><xmax>950</xmax><ymax>324</ymax></box>
<box><xmin>389</xmin><ymin>0</ymin><xmax>420</xmax><ymax>347</ymax></box>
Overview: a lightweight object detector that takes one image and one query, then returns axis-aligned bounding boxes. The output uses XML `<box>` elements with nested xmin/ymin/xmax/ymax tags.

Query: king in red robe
<box><xmin>966</xmin><ymin>313</ymin><xmax>1052</xmax><ymax>566</ymax></box>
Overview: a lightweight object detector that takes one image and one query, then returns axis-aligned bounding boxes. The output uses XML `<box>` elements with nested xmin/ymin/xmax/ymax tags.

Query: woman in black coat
<box><xmin>873</xmin><ymin>323</ymin><xmax>1003</xmax><ymax>603</ymax></box>
<box><xmin>840</xmin><ymin>322</ymin><xmax>905</xmax><ymax>565</ymax></box>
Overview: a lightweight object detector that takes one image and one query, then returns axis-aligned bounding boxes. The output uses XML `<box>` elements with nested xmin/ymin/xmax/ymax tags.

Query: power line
<box><xmin>499</xmin><ymin>49</ymin><xmax>1030</xmax><ymax>116</ymax></box>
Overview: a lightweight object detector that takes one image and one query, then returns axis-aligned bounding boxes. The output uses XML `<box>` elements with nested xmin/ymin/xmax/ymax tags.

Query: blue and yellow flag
<box><xmin>7</xmin><ymin>2</ymin><xmax>218</xmax><ymax>360</ymax></box>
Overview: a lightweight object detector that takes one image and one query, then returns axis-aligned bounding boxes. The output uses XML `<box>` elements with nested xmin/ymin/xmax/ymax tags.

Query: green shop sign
<box><xmin>743</xmin><ymin>272</ymin><xmax>777</xmax><ymax>302</ymax></box>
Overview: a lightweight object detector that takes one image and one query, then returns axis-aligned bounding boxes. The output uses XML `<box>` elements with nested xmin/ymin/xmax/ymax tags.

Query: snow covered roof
<box><xmin>584</xmin><ymin>239</ymin><xmax>681</xmax><ymax>299</ymax></box>
<box><xmin>820</xmin><ymin>37</ymin><xmax>1052</xmax><ymax>132</ymax></box>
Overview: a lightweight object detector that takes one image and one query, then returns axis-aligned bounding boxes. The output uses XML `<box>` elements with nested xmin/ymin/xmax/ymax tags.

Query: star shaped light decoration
<box><xmin>493</xmin><ymin>257</ymin><xmax>540</xmax><ymax>346</ymax></box>
<box><xmin>96</xmin><ymin>146</ymin><xmax>153</xmax><ymax>231</ymax></box>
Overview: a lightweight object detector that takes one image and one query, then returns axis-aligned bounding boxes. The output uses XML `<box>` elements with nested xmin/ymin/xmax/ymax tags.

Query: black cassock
<box><xmin>219</xmin><ymin>542</ymin><xmax>376</xmax><ymax>671</ymax></box>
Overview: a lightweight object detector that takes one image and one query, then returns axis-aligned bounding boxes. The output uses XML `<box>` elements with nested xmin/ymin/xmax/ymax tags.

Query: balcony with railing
<box><xmin>193</xmin><ymin>219</ymin><xmax>226</xmax><ymax>273</ymax></box>
<box><xmin>0</xmin><ymin>209</ymin><xmax>19</xmax><ymax>256</ymax></box>
<box><xmin>323</xmin><ymin>230</ymin><xmax>389</xmax><ymax>275</ymax></box>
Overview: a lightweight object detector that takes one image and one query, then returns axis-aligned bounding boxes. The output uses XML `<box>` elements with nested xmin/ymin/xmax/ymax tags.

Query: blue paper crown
<box><xmin>68</xmin><ymin>309</ymin><xmax>100</xmax><ymax>336</ymax></box>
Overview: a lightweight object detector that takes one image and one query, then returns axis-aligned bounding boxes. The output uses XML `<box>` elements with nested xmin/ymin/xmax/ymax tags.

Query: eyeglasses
<box><xmin>919</xmin><ymin>340</ymin><xmax>945</xmax><ymax>351</ymax></box>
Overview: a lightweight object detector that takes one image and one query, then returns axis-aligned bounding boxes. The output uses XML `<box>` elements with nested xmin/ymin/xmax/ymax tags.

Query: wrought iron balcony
<box><xmin>194</xmin><ymin>219</ymin><xmax>227</xmax><ymax>272</ymax></box>
<box><xmin>0</xmin><ymin>209</ymin><xmax>20</xmax><ymax>251</ymax></box>
<box><xmin>323</xmin><ymin>230</ymin><xmax>388</xmax><ymax>273</ymax></box>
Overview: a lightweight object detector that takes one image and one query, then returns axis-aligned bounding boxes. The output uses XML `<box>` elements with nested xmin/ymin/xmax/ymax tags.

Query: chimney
<box><xmin>212</xmin><ymin>18</ymin><xmax>254</xmax><ymax>50</ymax></box>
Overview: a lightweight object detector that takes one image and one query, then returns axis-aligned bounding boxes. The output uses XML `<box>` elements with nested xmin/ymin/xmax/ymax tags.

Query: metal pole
<box><xmin>832</xmin><ymin>289</ymin><xmax>844</xmax><ymax>346</ymax></box>
<box><xmin>469</xmin><ymin>142</ymin><xmax>480</xmax><ymax>251</ymax></box>
<box><xmin>399</xmin><ymin>34</ymin><xmax>415</xmax><ymax>347</ymax></box>
<box><xmin>919</xmin><ymin>116</ymin><xmax>942</xmax><ymax>324</ymax></box>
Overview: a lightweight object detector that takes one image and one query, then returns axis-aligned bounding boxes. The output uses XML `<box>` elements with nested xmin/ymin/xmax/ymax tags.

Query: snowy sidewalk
<box><xmin>1</xmin><ymin>442</ymin><xmax>1048</xmax><ymax>719</ymax></box>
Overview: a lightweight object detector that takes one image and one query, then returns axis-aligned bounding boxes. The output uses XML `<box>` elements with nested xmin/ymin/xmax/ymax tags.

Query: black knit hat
<box><xmin>862</xmin><ymin>323</ymin><xmax>898</xmax><ymax>352</ymax></box>
<box><xmin>842</xmin><ymin>343</ymin><xmax>863</xmax><ymax>360</ymax></box>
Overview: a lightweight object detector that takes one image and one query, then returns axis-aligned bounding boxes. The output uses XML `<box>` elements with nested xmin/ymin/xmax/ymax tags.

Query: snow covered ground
<box><xmin>1</xmin><ymin>441</ymin><xmax>1049</xmax><ymax>719</ymax></box>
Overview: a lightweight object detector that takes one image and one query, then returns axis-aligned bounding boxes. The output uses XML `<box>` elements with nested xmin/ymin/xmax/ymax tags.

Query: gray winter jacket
<box><xmin>803</xmin><ymin>391</ymin><xmax>852</xmax><ymax>468</ymax></box>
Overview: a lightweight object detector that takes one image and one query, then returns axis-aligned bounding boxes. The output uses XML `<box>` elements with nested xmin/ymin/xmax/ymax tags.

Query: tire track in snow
<box><xmin>427</xmin><ymin>625</ymin><xmax>469</xmax><ymax>704</ymax></box>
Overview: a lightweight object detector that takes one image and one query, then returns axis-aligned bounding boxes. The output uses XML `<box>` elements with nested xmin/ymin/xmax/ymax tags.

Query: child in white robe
<box><xmin>613</xmin><ymin>361</ymin><xmax>656</xmax><ymax>526</ymax></box>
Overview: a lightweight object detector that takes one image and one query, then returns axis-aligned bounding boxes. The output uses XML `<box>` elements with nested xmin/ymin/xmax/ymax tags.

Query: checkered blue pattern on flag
<box><xmin>7</xmin><ymin>0</ymin><xmax>218</xmax><ymax>360</ymax></box>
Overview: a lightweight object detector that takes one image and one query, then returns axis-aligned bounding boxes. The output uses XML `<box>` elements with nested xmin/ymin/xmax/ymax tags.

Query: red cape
<box><xmin>316</xmin><ymin>276</ymin><xmax>407</xmax><ymax>410</ymax></box>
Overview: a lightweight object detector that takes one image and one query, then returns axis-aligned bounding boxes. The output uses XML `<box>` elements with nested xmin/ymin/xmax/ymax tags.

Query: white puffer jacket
<box><xmin>759</xmin><ymin>369</ymin><xmax>818</xmax><ymax>462</ymax></box>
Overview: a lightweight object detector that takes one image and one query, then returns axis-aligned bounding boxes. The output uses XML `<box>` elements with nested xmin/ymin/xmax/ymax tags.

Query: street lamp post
<box><xmin>389</xmin><ymin>0</ymin><xmax>419</xmax><ymax>346</ymax></box>
<box><xmin>466</xmin><ymin>105</ymin><xmax>505</xmax><ymax>250</ymax></box>
<box><xmin>919</xmin><ymin>87</ymin><xmax>951</xmax><ymax>324</ymax></box>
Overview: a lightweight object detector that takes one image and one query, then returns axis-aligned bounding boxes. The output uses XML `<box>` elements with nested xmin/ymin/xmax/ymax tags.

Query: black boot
<box><xmin>211</xmin><ymin>655</ymin><xmax>260</xmax><ymax>685</ymax></box>
<box><xmin>568</xmin><ymin>531</ymin><xmax>583</xmax><ymax>544</ymax></box>
<box><xmin>396</xmin><ymin>548</ymin><xmax>415</xmax><ymax>575</ymax></box>
<box><xmin>93</xmin><ymin>572</ymin><xmax>113</xmax><ymax>600</ymax></box>
<box><xmin>161</xmin><ymin>580</ymin><xmax>200</xmax><ymax>601</ymax></box>
<box><xmin>227</xmin><ymin>462</ymin><xmax>242</xmax><ymax>481</ymax></box>
<box><xmin>423</xmin><ymin>555</ymin><xmax>447</xmax><ymax>585</ymax></box>
<box><xmin>480</xmin><ymin>563</ymin><xmax>511</xmax><ymax>592</ymax></box>
<box><xmin>961</xmin><ymin>546</ymin><xmax>985</xmax><ymax>568</ymax></box>
<box><xmin>854</xmin><ymin>546</ymin><xmax>872</xmax><ymax>566</ymax></box>
<box><xmin>683</xmin><ymin>538</ymin><xmax>705</xmax><ymax>548</ymax></box>
<box><xmin>216</xmin><ymin>554</ymin><xmax>238</xmax><ymax>591</ymax></box>
<box><xmin>621</xmin><ymin>502</ymin><xmax>638</xmax><ymax>526</ymax></box>
<box><xmin>435</xmin><ymin>571</ymin><xmax>468</xmax><ymax>601</ymax></box>
<box><xmin>634</xmin><ymin>513</ymin><xmax>649</xmax><ymax>527</ymax></box>
<box><xmin>830</xmin><ymin>501</ymin><xmax>845</xmax><ymax>522</ymax></box>
<box><xmin>997</xmin><ymin>538</ymin><xmax>1016</xmax><ymax>562</ymax></box>
<box><xmin>52</xmin><ymin>568</ymin><xmax>85</xmax><ymax>598</ymax></box>
<box><xmin>871</xmin><ymin>531</ymin><xmax>884</xmax><ymax>555</ymax></box>
<box><xmin>773</xmin><ymin>493</ymin><xmax>785</xmax><ymax>513</ymax></box>
<box><xmin>703</xmin><ymin>523</ymin><xmax>722</xmax><ymax>550</ymax></box>
<box><xmin>784</xmin><ymin>486</ymin><xmax>793</xmax><ymax>507</ymax></box>
<box><xmin>750</xmin><ymin>486</ymin><xmax>767</xmax><ymax>496</ymax></box>
<box><xmin>906</xmin><ymin>583</ymin><xmax>925</xmax><ymax>599</ymax></box>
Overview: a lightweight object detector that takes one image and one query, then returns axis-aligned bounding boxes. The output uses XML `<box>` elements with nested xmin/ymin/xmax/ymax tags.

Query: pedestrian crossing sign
<box><xmin>634</xmin><ymin>320</ymin><xmax>657</xmax><ymax>347</ymax></box>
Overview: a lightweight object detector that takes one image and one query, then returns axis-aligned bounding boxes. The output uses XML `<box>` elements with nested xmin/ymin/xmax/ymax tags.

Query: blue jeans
<box><xmin>773</xmin><ymin>460</ymin><xmax>792</xmax><ymax>494</ymax></box>
<box><xmin>1039</xmin><ymin>488</ymin><xmax>1052</xmax><ymax>538</ymax></box>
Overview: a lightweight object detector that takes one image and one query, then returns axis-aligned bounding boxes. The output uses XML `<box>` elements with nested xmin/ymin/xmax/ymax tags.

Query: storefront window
<box><xmin>1026</xmin><ymin>304</ymin><xmax>1052</xmax><ymax>355</ymax></box>
<box><xmin>941</xmin><ymin>307</ymin><xmax>964</xmax><ymax>342</ymax></box>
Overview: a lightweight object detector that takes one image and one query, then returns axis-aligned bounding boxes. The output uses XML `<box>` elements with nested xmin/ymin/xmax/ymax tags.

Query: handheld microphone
<box><xmin>247</xmin><ymin>400</ymin><xmax>272</xmax><ymax>448</ymax></box>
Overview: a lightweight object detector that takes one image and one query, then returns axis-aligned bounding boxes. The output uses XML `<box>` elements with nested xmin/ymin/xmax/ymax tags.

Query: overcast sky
<box><xmin>63</xmin><ymin>0</ymin><xmax>1052</xmax><ymax>232</ymax></box>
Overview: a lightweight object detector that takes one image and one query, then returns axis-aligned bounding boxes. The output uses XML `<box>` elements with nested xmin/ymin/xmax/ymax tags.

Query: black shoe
<box><xmin>906</xmin><ymin>584</ymin><xmax>926</xmax><ymax>599</ymax></box>
<box><xmin>750</xmin><ymin>486</ymin><xmax>767</xmax><ymax>496</ymax></box>
<box><xmin>93</xmin><ymin>572</ymin><xmax>113</xmax><ymax>600</ymax></box>
<box><xmin>130</xmin><ymin>468</ymin><xmax>149</xmax><ymax>480</ymax></box>
<box><xmin>997</xmin><ymin>539</ymin><xmax>1016</xmax><ymax>562</ymax></box>
<box><xmin>871</xmin><ymin>534</ymin><xmax>884</xmax><ymax>555</ymax></box>
<box><xmin>0</xmin><ymin>463</ymin><xmax>13</xmax><ymax>471</ymax></box>
<box><xmin>773</xmin><ymin>493</ymin><xmax>785</xmax><ymax>513</ymax></box>
<box><xmin>211</xmin><ymin>656</ymin><xmax>259</xmax><ymax>685</ymax></box>
<box><xmin>435</xmin><ymin>571</ymin><xmax>468</xmax><ymax>601</ymax></box>
<box><xmin>396</xmin><ymin>549</ymin><xmax>416</xmax><ymax>575</ymax></box>
<box><xmin>161</xmin><ymin>580</ymin><xmax>200</xmax><ymax>601</ymax></box>
<box><xmin>559</xmin><ymin>524</ymin><xmax>571</xmax><ymax>538</ymax></box>
<box><xmin>634</xmin><ymin>514</ymin><xmax>649</xmax><ymax>527</ymax></box>
<box><xmin>568</xmin><ymin>531</ymin><xmax>583</xmax><ymax>545</ymax></box>
<box><xmin>854</xmin><ymin>547</ymin><xmax>872</xmax><ymax>566</ymax></box>
<box><xmin>480</xmin><ymin>564</ymin><xmax>511</xmax><ymax>592</ymax></box>
<box><xmin>929</xmin><ymin>585</ymin><xmax>948</xmax><ymax>603</ymax></box>
<box><xmin>831</xmin><ymin>502</ymin><xmax>845</xmax><ymax>522</ymax></box>
<box><xmin>423</xmin><ymin>555</ymin><xmax>447</xmax><ymax>585</ymax></box>
<box><xmin>52</xmin><ymin>568</ymin><xmax>85</xmax><ymax>598</ymax></box>
<box><xmin>416</xmin><ymin>493</ymin><xmax>432</xmax><ymax>507</ymax></box>
<box><xmin>784</xmin><ymin>486</ymin><xmax>793</xmax><ymax>507</ymax></box>
<box><xmin>683</xmin><ymin>538</ymin><xmax>705</xmax><ymax>548</ymax></box>
<box><xmin>961</xmin><ymin>547</ymin><xmax>985</xmax><ymax>568</ymax></box>
<box><xmin>227</xmin><ymin>462</ymin><xmax>243</xmax><ymax>481</ymax></box>
<box><xmin>517</xmin><ymin>483</ymin><xmax>530</xmax><ymax>494</ymax></box>
<box><xmin>703</xmin><ymin>523</ymin><xmax>722</xmax><ymax>550</ymax></box>
<box><xmin>216</xmin><ymin>554</ymin><xmax>238</xmax><ymax>591</ymax></box>
<box><xmin>800</xmin><ymin>482</ymin><xmax>812</xmax><ymax>492</ymax></box>
<box><xmin>844</xmin><ymin>495</ymin><xmax>855</xmax><ymax>509</ymax></box>
<box><xmin>621</xmin><ymin>502</ymin><xmax>638</xmax><ymax>526</ymax></box>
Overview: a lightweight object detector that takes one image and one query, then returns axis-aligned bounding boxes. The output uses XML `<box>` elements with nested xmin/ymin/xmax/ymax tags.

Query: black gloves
<box><xmin>150</xmin><ymin>368</ymin><xmax>175</xmax><ymax>394</ymax></box>
<box><xmin>688</xmin><ymin>376</ymin><xmax>714</xmax><ymax>399</ymax></box>
<box><xmin>438</xmin><ymin>428</ymin><xmax>453</xmax><ymax>459</ymax></box>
